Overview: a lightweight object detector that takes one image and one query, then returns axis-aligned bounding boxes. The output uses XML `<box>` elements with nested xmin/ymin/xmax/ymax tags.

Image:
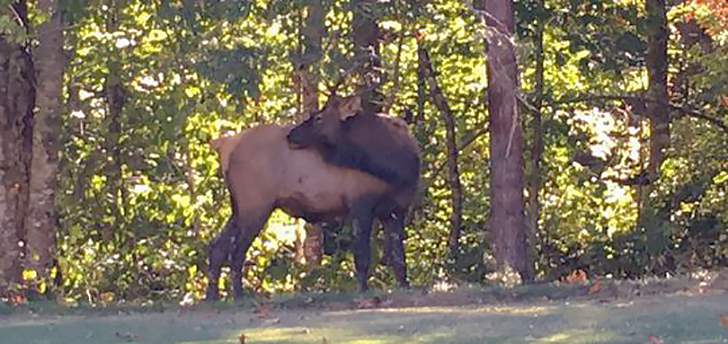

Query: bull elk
<box><xmin>206</xmin><ymin>118</ymin><xmax>413</xmax><ymax>300</ymax></box>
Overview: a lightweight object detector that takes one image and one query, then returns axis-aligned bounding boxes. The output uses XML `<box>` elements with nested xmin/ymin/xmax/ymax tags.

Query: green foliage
<box><xmin>23</xmin><ymin>0</ymin><xmax>726</xmax><ymax>303</ymax></box>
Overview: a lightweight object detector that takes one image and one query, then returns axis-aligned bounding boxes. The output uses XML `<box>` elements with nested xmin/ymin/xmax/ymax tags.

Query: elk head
<box><xmin>287</xmin><ymin>94</ymin><xmax>362</xmax><ymax>149</ymax></box>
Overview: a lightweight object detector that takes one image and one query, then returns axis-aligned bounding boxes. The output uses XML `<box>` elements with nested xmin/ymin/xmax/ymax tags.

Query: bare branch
<box><xmin>551</xmin><ymin>94</ymin><xmax>728</xmax><ymax>134</ymax></box>
<box><xmin>425</xmin><ymin>122</ymin><xmax>489</xmax><ymax>188</ymax></box>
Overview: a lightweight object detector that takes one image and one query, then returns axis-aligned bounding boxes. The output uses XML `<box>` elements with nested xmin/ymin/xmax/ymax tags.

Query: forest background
<box><xmin>0</xmin><ymin>0</ymin><xmax>727</xmax><ymax>304</ymax></box>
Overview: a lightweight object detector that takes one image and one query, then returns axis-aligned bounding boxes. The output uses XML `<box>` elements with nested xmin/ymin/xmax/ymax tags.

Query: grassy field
<box><xmin>2</xmin><ymin>277</ymin><xmax>727</xmax><ymax>344</ymax></box>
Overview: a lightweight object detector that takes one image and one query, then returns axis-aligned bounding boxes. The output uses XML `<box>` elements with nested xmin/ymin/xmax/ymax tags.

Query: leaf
<box><xmin>589</xmin><ymin>281</ymin><xmax>602</xmax><ymax>294</ymax></box>
<box><xmin>647</xmin><ymin>334</ymin><xmax>664</xmax><ymax>344</ymax></box>
<box><xmin>720</xmin><ymin>313</ymin><xmax>728</xmax><ymax>327</ymax></box>
<box><xmin>714</xmin><ymin>171</ymin><xmax>728</xmax><ymax>184</ymax></box>
<box><xmin>563</xmin><ymin>269</ymin><xmax>588</xmax><ymax>283</ymax></box>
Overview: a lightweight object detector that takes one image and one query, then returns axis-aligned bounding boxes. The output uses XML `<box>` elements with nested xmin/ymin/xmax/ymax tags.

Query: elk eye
<box><xmin>314</xmin><ymin>115</ymin><xmax>323</xmax><ymax>123</ymax></box>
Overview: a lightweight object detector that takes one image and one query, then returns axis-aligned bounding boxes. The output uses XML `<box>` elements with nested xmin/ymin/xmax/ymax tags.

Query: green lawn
<box><xmin>2</xmin><ymin>291</ymin><xmax>726</xmax><ymax>344</ymax></box>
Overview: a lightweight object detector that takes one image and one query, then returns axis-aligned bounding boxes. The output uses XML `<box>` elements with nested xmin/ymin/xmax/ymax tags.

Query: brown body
<box><xmin>287</xmin><ymin>95</ymin><xmax>421</xmax><ymax>195</ymax></box>
<box><xmin>226</xmin><ymin>124</ymin><xmax>392</xmax><ymax>220</ymax></box>
<box><xmin>207</xmin><ymin>124</ymin><xmax>409</xmax><ymax>300</ymax></box>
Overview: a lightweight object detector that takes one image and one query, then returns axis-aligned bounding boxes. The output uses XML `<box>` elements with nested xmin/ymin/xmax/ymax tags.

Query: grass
<box><xmin>1</xmin><ymin>284</ymin><xmax>727</xmax><ymax>344</ymax></box>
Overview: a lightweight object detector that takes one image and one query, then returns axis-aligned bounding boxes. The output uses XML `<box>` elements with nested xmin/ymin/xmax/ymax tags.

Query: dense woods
<box><xmin>0</xmin><ymin>0</ymin><xmax>726</xmax><ymax>303</ymax></box>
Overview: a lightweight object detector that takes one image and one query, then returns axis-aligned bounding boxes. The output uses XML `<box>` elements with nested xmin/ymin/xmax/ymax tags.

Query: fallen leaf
<box><xmin>589</xmin><ymin>281</ymin><xmax>602</xmax><ymax>294</ymax></box>
<box><xmin>720</xmin><ymin>313</ymin><xmax>728</xmax><ymax>327</ymax></box>
<box><xmin>647</xmin><ymin>333</ymin><xmax>664</xmax><ymax>344</ymax></box>
<box><xmin>564</xmin><ymin>269</ymin><xmax>588</xmax><ymax>283</ymax></box>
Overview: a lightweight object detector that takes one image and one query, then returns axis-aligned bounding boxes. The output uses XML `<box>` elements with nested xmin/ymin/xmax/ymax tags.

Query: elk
<box><xmin>206</xmin><ymin>123</ymin><xmax>411</xmax><ymax>301</ymax></box>
<box><xmin>287</xmin><ymin>94</ymin><xmax>421</xmax><ymax>196</ymax></box>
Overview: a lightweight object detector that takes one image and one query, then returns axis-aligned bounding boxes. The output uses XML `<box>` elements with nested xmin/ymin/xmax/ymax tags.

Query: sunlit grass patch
<box><xmin>229</xmin><ymin>326</ymin><xmax>409</xmax><ymax>344</ymax></box>
<box><xmin>537</xmin><ymin>329</ymin><xmax>618</xmax><ymax>343</ymax></box>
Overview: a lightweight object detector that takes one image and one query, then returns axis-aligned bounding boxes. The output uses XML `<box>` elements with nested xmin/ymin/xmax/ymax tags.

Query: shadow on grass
<box><xmin>1</xmin><ymin>283</ymin><xmax>726</xmax><ymax>344</ymax></box>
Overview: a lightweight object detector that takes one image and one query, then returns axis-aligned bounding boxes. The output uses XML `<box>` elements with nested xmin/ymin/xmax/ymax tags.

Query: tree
<box><xmin>418</xmin><ymin>43</ymin><xmax>462</xmax><ymax>256</ymax></box>
<box><xmin>300</xmin><ymin>0</ymin><xmax>326</xmax><ymax>266</ymax></box>
<box><xmin>25</xmin><ymin>0</ymin><xmax>64</xmax><ymax>285</ymax></box>
<box><xmin>635</xmin><ymin>0</ymin><xmax>670</xmax><ymax>270</ymax></box>
<box><xmin>478</xmin><ymin>0</ymin><xmax>530</xmax><ymax>281</ymax></box>
<box><xmin>0</xmin><ymin>0</ymin><xmax>35</xmax><ymax>298</ymax></box>
<box><xmin>646</xmin><ymin>0</ymin><xmax>669</xmax><ymax>177</ymax></box>
<box><xmin>351</xmin><ymin>0</ymin><xmax>383</xmax><ymax>112</ymax></box>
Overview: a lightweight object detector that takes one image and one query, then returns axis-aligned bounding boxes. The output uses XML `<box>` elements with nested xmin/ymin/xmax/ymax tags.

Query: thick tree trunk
<box><xmin>418</xmin><ymin>45</ymin><xmax>462</xmax><ymax>256</ymax></box>
<box><xmin>25</xmin><ymin>0</ymin><xmax>63</xmax><ymax>280</ymax></box>
<box><xmin>301</xmin><ymin>0</ymin><xmax>325</xmax><ymax>266</ymax></box>
<box><xmin>0</xmin><ymin>36</ymin><xmax>35</xmax><ymax>296</ymax></box>
<box><xmin>480</xmin><ymin>0</ymin><xmax>530</xmax><ymax>281</ymax></box>
<box><xmin>638</xmin><ymin>0</ymin><xmax>670</xmax><ymax>264</ymax></box>
<box><xmin>646</xmin><ymin>0</ymin><xmax>669</xmax><ymax>176</ymax></box>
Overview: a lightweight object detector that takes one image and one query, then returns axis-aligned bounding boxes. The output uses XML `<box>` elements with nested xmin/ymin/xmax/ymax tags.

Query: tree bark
<box><xmin>418</xmin><ymin>45</ymin><xmax>462</xmax><ymax>256</ymax></box>
<box><xmin>25</xmin><ymin>0</ymin><xmax>63</xmax><ymax>281</ymax></box>
<box><xmin>637</xmin><ymin>0</ymin><xmax>670</xmax><ymax>265</ymax></box>
<box><xmin>479</xmin><ymin>0</ymin><xmax>530</xmax><ymax>281</ymax></box>
<box><xmin>646</xmin><ymin>0</ymin><xmax>669</xmax><ymax>176</ymax></box>
<box><xmin>301</xmin><ymin>0</ymin><xmax>325</xmax><ymax>266</ymax></box>
<box><xmin>104</xmin><ymin>10</ymin><xmax>127</xmax><ymax>235</ymax></box>
<box><xmin>351</xmin><ymin>0</ymin><xmax>382</xmax><ymax>113</ymax></box>
<box><xmin>0</xmin><ymin>13</ymin><xmax>35</xmax><ymax>295</ymax></box>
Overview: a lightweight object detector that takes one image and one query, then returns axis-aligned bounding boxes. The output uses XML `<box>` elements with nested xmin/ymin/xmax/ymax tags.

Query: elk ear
<box><xmin>338</xmin><ymin>95</ymin><xmax>362</xmax><ymax>120</ymax></box>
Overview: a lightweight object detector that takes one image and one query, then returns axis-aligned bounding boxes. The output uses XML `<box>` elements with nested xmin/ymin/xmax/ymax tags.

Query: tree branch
<box><xmin>551</xmin><ymin>94</ymin><xmax>728</xmax><ymax>134</ymax></box>
<box><xmin>425</xmin><ymin>122</ymin><xmax>489</xmax><ymax>188</ymax></box>
<box><xmin>418</xmin><ymin>44</ymin><xmax>463</xmax><ymax>252</ymax></box>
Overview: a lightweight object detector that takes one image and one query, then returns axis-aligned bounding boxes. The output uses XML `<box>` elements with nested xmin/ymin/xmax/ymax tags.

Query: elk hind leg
<box><xmin>382</xmin><ymin>211</ymin><xmax>409</xmax><ymax>288</ymax></box>
<box><xmin>351</xmin><ymin>201</ymin><xmax>376</xmax><ymax>292</ymax></box>
<box><xmin>206</xmin><ymin>215</ymin><xmax>238</xmax><ymax>301</ymax></box>
<box><xmin>229</xmin><ymin>211</ymin><xmax>269</xmax><ymax>300</ymax></box>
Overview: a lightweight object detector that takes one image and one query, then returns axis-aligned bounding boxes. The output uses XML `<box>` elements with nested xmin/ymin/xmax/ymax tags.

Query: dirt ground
<box><xmin>2</xmin><ymin>274</ymin><xmax>728</xmax><ymax>344</ymax></box>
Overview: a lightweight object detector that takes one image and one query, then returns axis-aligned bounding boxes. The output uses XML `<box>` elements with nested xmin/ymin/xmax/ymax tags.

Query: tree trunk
<box><xmin>351</xmin><ymin>0</ymin><xmax>382</xmax><ymax>113</ymax></box>
<box><xmin>418</xmin><ymin>45</ymin><xmax>462</xmax><ymax>256</ymax></box>
<box><xmin>525</xmin><ymin>0</ymin><xmax>545</xmax><ymax>282</ymax></box>
<box><xmin>25</xmin><ymin>0</ymin><xmax>63</xmax><ymax>282</ymax></box>
<box><xmin>646</xmin><ymin>0</ymin><xmax>669</xmax><ymax>176</ymax></box>
<box><xmin>415</xmin><ymin>36</ymin><xmax>426</xmax><ymax>135</ymax></box>
<box><xmin>104</xmin><ymin>10</ymin><xmax>127</xmax><ymax>235</ymax></box>
<box><xmin>0</xmin><ymin>31</ymin><xmax>35</xmax><ymax>295</ymax></box>
<box><xmin>638</xmin><ymin>0</ymin><xmax>670</xmax><ymax>268</ymax></box>
<box><xmin>480</xmin><ymin>0</ymin><xmax>530</xmax><ymax>282</ymax></box>
<box><xmin>301</xmin><ymin>0</ymin><xmax>325</xmax><ymax>266</ymax></box>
